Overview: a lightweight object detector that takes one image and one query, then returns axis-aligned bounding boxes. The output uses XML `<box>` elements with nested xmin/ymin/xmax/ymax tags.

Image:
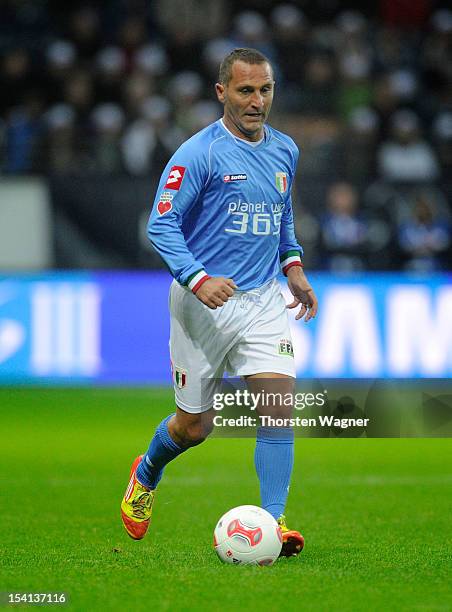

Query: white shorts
<box><xmin>169</xmin><ymin>278</ymin><xmax>296</xmax><ymax>413</ymax></box>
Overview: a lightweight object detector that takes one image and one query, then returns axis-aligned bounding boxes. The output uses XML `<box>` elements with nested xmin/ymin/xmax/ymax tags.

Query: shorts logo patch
<box><xmin>278</xmin><ymin>338</ymin><xmax>294</xmax><ymax>357</ymax></box>
<box><xmin>165</xmin><ymin>166</ymin><xmax>186</xmax><ymax>190</ymax></box>
<box><xmin>275</xmin><ymin>172</ymin><xmax>287</xmax><ymax>193</ymax></box>
<box><xmin>223</xmin><ymin>174</ymin><xmax>247</xmax><ymax>182</ymax></box>
<box><xmin>174</xmin><ymin>367</ymin><xmax>187</xmax><ymax>388</ymax></box>
<box><xmin>157</xmin><ymin>191</ymin><xmax>173</xmax><ymax>215</ymax></box>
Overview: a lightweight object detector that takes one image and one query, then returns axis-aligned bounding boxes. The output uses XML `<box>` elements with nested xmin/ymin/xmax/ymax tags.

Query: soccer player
<box><xmin>121</xmin><ymin>48</ymin><xmax>318</xmax><ymax>557</ymax></box>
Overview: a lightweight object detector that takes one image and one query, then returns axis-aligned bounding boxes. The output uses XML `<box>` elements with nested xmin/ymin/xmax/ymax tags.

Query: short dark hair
<box><xmin>218</xmin><ymin>48</ymin><xmax>272</xmax><ymax>85</ymax></box>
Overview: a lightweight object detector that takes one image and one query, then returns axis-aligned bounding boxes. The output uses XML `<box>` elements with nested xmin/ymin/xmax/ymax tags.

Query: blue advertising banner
<box><xmin>0</xmin><ymin>272</ymin><xmax>451</xmax><ymax>384</ymax></box>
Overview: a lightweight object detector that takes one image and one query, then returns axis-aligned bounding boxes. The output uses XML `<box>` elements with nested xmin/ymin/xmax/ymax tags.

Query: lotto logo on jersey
<box><xmin>275</xmin><ymin>172</ymin><xmax>287</xmax><ymax>193</ymax></box>
<box><xmin>224</xmin><ymin>174</ymin><xmax>247</xmax><ymax>182</ymax></box>
<box><xmin>165</xmin><ymin>165</ymin><xmax>186</xmax><ymax>190</ymax></box>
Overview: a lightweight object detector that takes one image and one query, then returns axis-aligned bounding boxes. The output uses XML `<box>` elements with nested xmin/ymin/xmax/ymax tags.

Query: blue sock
<box><xmin>136</xmin><ymin>414</ymin><xmax>186</xmax><ymax>489</ymax></box>
<box><xmin>254</xmin><ymin>426</ymin><xmax>294</xmax><ymax>520</ymax></box>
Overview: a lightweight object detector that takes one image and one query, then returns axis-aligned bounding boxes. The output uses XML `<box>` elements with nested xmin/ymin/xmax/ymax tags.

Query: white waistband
<box><xmin>229</xmin><ymin>278</ymin><xmax>275</xmax><ymax>299</ymax></box>
<box><xmin>175</xmin><ymin>277</ymin><xmax>276</xmax><ymax>297</ymax></box>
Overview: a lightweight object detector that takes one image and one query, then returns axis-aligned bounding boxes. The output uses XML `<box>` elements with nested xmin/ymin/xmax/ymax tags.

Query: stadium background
<box><xmin>1</xmin><ymin>2</ymin><xmax>451</xmax><ymax>610</ymax></box>
<box><xmin>1</xmin><ymin>0</ymin><xmax>451</xmax><ymax>382</ymax></box>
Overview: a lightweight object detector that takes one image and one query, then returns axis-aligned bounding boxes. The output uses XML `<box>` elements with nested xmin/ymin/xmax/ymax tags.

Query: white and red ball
<box><xmin>213</xmin><ymin>505</ymin><xmax>282</xmax><ymax>566</ymax></box>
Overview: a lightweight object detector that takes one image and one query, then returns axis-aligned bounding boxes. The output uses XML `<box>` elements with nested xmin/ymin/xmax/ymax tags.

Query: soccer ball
<box><xmin>213</xmin><ymin>505</ymin><xmax>282</xmax><ymax>566</ymax></box>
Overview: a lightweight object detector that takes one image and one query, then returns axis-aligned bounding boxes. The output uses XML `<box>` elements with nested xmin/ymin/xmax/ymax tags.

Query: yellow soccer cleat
<box><xmin>277</xmin><ymin>515</ymin><xmax>305</xmax><ymax>557</ymax></box>
<box><xmin>121</xmin><ymin>455</ymin><xmax>155</xmax><ymax>540</ymax></box>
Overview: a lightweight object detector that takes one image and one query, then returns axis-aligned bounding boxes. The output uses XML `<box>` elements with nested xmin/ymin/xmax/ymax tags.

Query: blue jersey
<box><xmin>148</xmin><ymin>119</ymin><xmax>303</xmax><ymax>291</ymax></box>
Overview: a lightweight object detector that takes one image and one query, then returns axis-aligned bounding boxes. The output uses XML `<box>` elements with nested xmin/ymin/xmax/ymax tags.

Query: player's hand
<box><xmin>286</xmin><ymin>267</ymin><xmax>318</xmax><ymax>322</ymax></box>
<box><xmin>195</xmin><ymin>277</ymin><xmax>237</xmax><ymax>309</ymax></box>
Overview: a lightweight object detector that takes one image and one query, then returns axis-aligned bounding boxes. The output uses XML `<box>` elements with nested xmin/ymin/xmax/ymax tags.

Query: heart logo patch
<box><xmin>157</xmin><ymin>200</ymin><xmax>172</xmax><ymax>215</ymax></box>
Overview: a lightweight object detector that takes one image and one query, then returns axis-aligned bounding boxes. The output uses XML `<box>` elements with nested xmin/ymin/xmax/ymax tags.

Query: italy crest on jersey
<box><xmin>275</xmin><ymin>172</ymin><xmax>288</xmax><ymax>193</ymax></box>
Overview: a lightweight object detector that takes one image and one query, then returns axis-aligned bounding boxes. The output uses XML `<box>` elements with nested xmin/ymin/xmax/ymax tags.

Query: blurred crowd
<box><xmin>0</xmin><ymin>0</ymin><xmax>451</xmax><ymax>271</ymax></box>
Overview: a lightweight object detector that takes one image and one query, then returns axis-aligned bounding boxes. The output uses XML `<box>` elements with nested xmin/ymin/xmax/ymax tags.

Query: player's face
<box><xmin>216</xmin><ymin>61</ymin><xmax>274</xmax><ymax>142</ymax></box>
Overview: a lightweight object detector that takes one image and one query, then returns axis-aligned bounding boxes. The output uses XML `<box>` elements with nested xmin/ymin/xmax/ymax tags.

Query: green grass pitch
<box><xmin>1</xmin><ymin>388</ymin><xmax>451</xmax><ymax>611</ymax></box>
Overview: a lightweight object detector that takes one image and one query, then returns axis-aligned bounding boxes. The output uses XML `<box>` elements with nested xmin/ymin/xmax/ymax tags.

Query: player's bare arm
<box><xmin>286</xmin><ymin>266</ymin><xmax>318</xmax><ymax>322</ymax></box>
<box><xmin>195</xmin><ymin>277</ymin><xmax>237</xmax><ymax>309</ymax></box>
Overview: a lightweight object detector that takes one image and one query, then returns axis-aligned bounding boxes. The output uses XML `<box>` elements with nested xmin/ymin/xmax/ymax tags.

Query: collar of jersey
<box><xmin>218</xmin><ymin>119</ymin><xmax>271</xmax><ymax>150</ymax></box>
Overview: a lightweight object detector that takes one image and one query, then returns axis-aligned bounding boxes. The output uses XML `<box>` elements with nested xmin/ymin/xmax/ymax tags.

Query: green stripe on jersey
<box><xmin>280</xmin><ymin>250</ymin><xmax>301</xmax><ymax>263</ymax></box>
<box><xmin>186</xmin><ymin>269</ymin><xmax>205</xmax><ymax>286</ymax></box>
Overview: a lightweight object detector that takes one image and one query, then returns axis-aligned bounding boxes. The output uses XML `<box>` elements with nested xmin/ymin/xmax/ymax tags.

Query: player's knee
<box><xmin>177</xmin><ymin>424</ymin><xmax>205</xmax><ymax>447</ymax></box>
<box><xmin>172</xmin><ymin>413</ymin><xmax>214</xmax><ymax>447</ymax></box>
<box><xmin>258</xmin><ymin>405</ymin><xmax>293</xmax><ymax>420</ymax></box>
<box><xmin>271</xmin><ymin>406</ymin><xmax>293</xmax><ymax>419</ymax></box>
